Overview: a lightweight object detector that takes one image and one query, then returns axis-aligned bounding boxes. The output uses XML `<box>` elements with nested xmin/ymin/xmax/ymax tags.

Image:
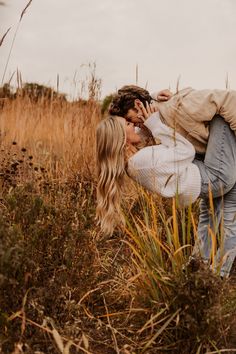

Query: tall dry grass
<box><xmin>0</xmin><ymin>96</ymin><xmax>101</xmax><ymax>180</ymax></box>
<box><xmin>124</xmin><ymin>189</ymin><xmax>236</xmax><ymax>353</ymax></box>
<box><xmin>1</xmin><ymin>87</ymin><xmax>236</xmax><ymax>353</ymax></box>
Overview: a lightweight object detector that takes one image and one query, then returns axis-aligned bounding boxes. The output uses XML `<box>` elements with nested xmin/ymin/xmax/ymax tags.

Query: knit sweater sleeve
<box><xmin>144</xmin><ymin>112</ymin><xmax>196</xmax><ymax>152</ymax></box>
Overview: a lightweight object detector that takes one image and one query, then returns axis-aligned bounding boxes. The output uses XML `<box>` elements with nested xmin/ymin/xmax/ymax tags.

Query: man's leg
<box><xmin>194</xmin><ymin>115</ymin><xmax>236</xmax><ymax>199</ymax></box>
<box><xmin>216</xmin><ymin>183</ymin><xmax>236</xmax><ymax>277</ymax></box>
<box><xmin>193</xmin><ymin>184</ymin><xmax>236</xmax><ymax>278</ymax></box>
<box><xmin>192</xmin><ymin>196</ymin><xmax>222</xmax><ymax>262</ymax></box>
<box><xmin>192</xmin><ymin>115</ymin><xmax>236</xmax><ymax>264</ymax></box>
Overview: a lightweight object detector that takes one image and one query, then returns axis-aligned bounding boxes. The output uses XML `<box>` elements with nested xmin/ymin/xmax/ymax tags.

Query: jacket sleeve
<box><xmin>179</xmin><ymin>89</ymin><xmax>236</xmax><ymax>132</ymax></box>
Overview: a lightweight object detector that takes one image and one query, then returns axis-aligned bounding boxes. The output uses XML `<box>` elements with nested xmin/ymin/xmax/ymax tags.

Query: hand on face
<box><xmin>136</xmin><ymin>100</ymin><xmax>158</xmax><ymax>120</ymax></box>
<box><xmin>125</xmin><ymin>99</ymin><xmax>158</xmax><ymax>126</ymax></box>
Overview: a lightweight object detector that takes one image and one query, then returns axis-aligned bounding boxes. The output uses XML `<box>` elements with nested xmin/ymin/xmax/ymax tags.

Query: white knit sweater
<box><xmin>128</xmin><ymin>112</ymin><xmax>201</xmax><ymax>206</ymax></box>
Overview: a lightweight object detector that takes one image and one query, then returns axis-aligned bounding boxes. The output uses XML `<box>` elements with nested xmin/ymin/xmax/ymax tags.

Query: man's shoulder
<box><xmin>173</xmin><ymin>87</ymin><xmax>194</xmax><ymax>97</ymax></box>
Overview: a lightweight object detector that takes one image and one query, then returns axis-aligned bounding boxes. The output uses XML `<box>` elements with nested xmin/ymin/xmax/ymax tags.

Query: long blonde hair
<box><xmin>96</xmin><ymin>116</ymin><xmax>127</xmax><ymax>234</ymax></box>
<box><xmin>96</xmin><ymin>115</ymin><xmax>158</xmax><ymax>234</ymax></box>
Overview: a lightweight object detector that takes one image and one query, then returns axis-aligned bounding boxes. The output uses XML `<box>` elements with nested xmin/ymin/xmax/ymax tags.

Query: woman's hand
<box><xmin>136</xmin><ymin>101</ymin><xmax>158</xmax><ymax>122</ymax></box>
<box><xmin>156</xmin><ymin>89</ymin><xmax>173</xmax><ymax>102</ymax></box>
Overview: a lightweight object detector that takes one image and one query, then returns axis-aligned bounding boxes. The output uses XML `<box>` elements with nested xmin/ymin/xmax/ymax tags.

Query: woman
<box><xmin>96</xmin><ymin>109</ymin><xmax>236</xmax><ymax>277</ymax></box>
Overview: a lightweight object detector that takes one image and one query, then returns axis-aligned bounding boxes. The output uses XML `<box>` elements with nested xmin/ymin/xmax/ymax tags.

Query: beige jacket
<box><xmin>152</xmin><ymin>88</ymin><xmax>236</xmax><ymax>153</ymax></box>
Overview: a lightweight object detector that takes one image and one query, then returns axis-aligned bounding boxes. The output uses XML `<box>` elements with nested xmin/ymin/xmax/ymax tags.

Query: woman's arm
<box><xmin>144</xmin><ymin>112</ymin><xmax>196</xmax><ymax>153</ymax></box>
<box><xmin>129</xmin><ymin>141</ymin><xmax>200</xmax><ymax>202</ymax></box>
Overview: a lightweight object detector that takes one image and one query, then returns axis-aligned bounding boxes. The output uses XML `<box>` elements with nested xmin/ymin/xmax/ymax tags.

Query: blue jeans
<box><xmin>193</xmin><ymin>116</ymin><xmax>236</xmax><ymax>277</ymax></box>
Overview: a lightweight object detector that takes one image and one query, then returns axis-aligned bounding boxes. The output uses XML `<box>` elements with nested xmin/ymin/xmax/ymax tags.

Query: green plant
<box><xmin>124</xmin><ymin>188</ymin><xmax>233</xmax><ymax>353</ymax></box>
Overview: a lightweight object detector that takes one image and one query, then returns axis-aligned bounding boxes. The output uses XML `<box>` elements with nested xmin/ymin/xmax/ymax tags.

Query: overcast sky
<box><xmin>0</xmin><ymin>0</ymin><xmax>236</xmax><ymax>99</ymax></box>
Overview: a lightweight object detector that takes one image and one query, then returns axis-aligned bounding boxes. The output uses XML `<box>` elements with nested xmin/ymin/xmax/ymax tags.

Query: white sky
<box><xmin>0</xmin><ymin>0</ymin><xmax>236</xmax><ymax>99</ymax></box>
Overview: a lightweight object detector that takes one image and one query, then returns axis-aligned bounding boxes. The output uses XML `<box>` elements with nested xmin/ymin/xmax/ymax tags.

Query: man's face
<box><xmin>125</xmin><ymin>100</ymin><xmax>143</xmax><ymax>124</ymax></box>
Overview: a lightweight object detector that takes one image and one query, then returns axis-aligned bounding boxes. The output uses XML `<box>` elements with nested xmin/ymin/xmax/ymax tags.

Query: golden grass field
<box><xmin>1</xmin><ymin>91</ymin><xmax>236</xmax><ymax>354</ymax></box>
<box><xmin>0</xmin><ymin>95</ymin><xmax>101</xmax><ymax>179</ymax></box>
<box><xmin>1</xmin><ymin>1</ymin><xmax>236</xmax><ymax>352</ymax></box>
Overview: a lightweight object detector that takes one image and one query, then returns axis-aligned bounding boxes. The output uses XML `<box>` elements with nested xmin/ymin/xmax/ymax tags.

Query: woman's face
<box><xmin>124</xmin><ymin>120</ymin><xmax>141</xmax><ymax>145</ymax></box>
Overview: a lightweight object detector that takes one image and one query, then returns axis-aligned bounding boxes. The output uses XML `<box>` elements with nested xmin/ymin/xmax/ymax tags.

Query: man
<box><xmin>109</xmin><ymin>85</ymin><xmax>236</xmax><ymax>154</ymax></box>
<box><xmin>109</xmin><ymin>85</ymin><xmax>236</xmax><ymax>277</ymax></box>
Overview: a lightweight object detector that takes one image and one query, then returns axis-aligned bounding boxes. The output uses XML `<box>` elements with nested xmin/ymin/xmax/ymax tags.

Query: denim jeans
<box><xmin>193</xmin><ymin>115</ymin><xmax>236</xmax><ymax>277</ymax></box>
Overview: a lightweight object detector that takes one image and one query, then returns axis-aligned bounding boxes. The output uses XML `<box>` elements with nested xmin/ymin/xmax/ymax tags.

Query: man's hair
<box><xmin>108</xmin><ymin>85</ymin><xmax>152</xmax><ymax>117</ymax></box>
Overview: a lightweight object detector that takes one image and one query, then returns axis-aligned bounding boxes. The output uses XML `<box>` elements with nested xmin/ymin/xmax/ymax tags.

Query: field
<box><xmin>1</xmin><ymin>90</ymin><xmax>236</xmax><ymax>354</ymax></box>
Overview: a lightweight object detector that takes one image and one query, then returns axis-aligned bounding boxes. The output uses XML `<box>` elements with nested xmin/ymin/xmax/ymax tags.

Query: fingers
<box><xmin>137</xmin><ymin>101</ymin><xmax>155</xmax><ymax>119</ymax></box>
<box><xmin>145</xmin><ymin>101</ymin><xmax>158</xmax><ymax>115</ymax></box>
<box><xmin>137</xmin><ymin>114</ymin><xmax>145</xmax><ymax>123</ymax></box>
<box><xmin>157</xmin><ymin>95</ymin><xmax>169</xmax><ymax>101</ymax></box>
<box><xmin>138</xmin><ymin>101</ymin><xmax>149</xmax><ymax>119</ymax></box>
<box><xmin>146</xmin><ymin>101</ymin><xmax>152</xmax><ymax>115</ymax></box>
<box><xmin>157</xmin><ymin>89</ymin><xmax>173</xmax><ymax>102</ymax></box>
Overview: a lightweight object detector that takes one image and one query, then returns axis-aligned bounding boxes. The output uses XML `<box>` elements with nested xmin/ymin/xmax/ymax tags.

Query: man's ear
<box><xmin>134</xmin><ymin>99</ymin><xmax>142</xmax><ymax>109</ymax></box>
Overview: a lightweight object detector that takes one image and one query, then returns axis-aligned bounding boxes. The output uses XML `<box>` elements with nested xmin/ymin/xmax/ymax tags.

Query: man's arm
<box><xmin>154</xmin><ymin>89</ymin><xmax>173</xmax><ymax>102</ymax></box>
<box><xmin>179</xmin><ymin>89</ymin><xmax>236</xmax><ymax>132</ymax></box>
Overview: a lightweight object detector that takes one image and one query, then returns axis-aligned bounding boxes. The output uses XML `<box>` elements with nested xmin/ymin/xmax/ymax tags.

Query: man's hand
<box><xmin>156</xmin><ymin>89</ymin><xmax>173</xmax><ymax>102</ymax></box>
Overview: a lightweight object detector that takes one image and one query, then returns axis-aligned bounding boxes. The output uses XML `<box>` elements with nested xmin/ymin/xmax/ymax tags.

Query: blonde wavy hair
<box><xmin>96</xmin><ymin>116</ymin><xmax>127</xmax><ymax>235</ymax></box>
<box><xmin>96</xmin><ymin>115</ymin><xmax>157</xmax><ymax>234</ymax></box>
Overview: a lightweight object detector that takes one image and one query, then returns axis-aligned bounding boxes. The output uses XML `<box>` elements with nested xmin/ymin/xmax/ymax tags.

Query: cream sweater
<box><xmin>151</xmin><ymin>88</ymin><xmax>236</xmax><ymax>153</ymax></box>
<box><xmin>128</xmin><ymin>112</ymin><xmax>201</xmax><ymax>206</ymax></box>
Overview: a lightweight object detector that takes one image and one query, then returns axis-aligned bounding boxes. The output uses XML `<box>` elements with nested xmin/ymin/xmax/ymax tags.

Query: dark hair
<box><xmin>108</xmin><ymin>85</ymin><xmax>153</xmax><ymax>117</ymax></box>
